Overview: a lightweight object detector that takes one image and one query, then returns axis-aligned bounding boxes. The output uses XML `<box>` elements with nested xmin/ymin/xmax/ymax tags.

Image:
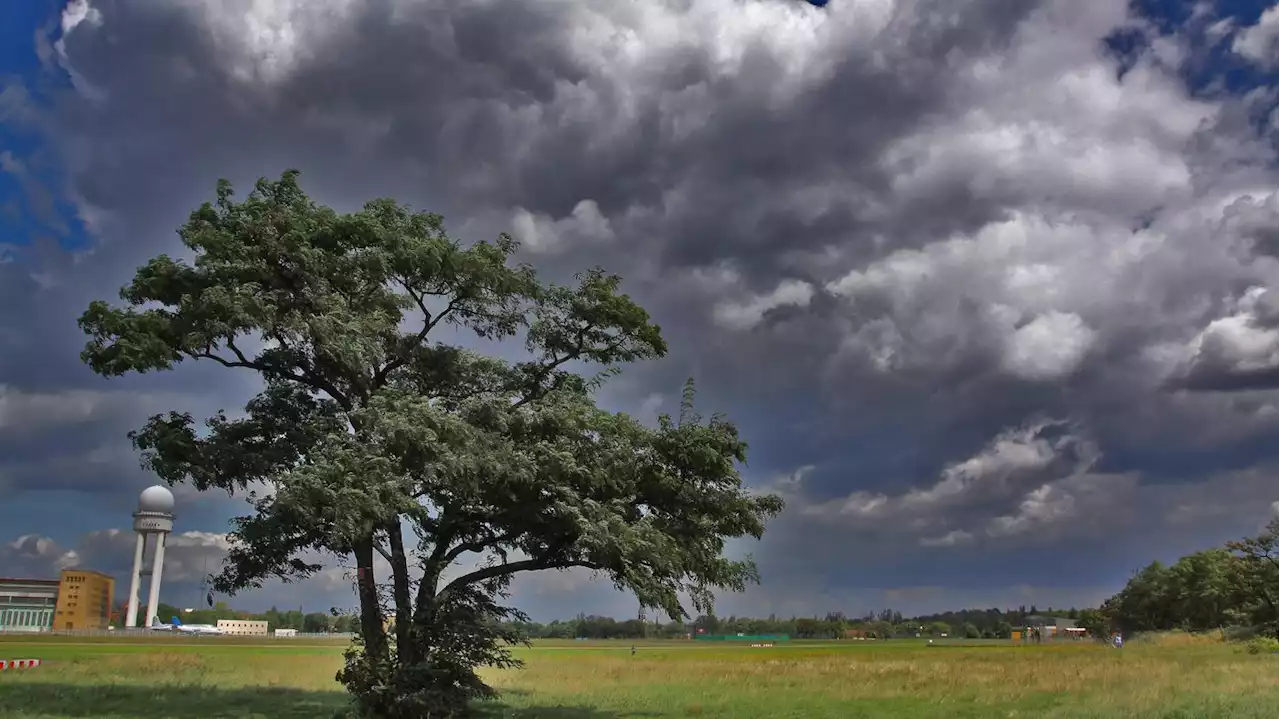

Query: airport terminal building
<box><xmin>0</xmin><ymin>577</ymin><xmax>60</xmax><ymax>632</ymax></box>
<box><xmin>216</xmin><ymin>619</ymin><xmax>269</xmax><ymax>636</ymax></box>
<box><xmin>0</xmin><ymin>569</ymin><xmax>115</xmax><ymax>632</ymax></box>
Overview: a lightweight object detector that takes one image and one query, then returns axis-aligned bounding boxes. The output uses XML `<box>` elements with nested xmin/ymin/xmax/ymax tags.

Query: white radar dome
<box><xmin>138</xmin><ymin>485</ymin><xmax>175</xmax><ymax>514</ymax></box>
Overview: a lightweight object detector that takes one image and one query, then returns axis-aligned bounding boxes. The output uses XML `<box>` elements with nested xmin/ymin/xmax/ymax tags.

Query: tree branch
<box><xmin>410</xmin><ymin>505</ymin><xmax>459</xmax><ymax>619</ymax></box>
<box><xmin>511</xmin><ymin>332</ymin><xmax>584</xmax><ymax>409</ymax></box>
<box><xmin>372</xmin><ymin>283</ymin><xmax>463</xmax><ymax>388</ymax></box>
<box><xmin>511</xmin><ymin>330</ymin><xmax>628</xmax><ymax>409</ymax></box>
<box><xmin>439</xmin><ymin>557</ymin><xmax>603</xmax><ymax>596</ymax></box>
<box><xmin>191</xmin><ymin>339</ymin><xmax>354</xmax><ymax>413</ymax></box>
<box><xmin>192</xmin><ymin>349</ymin><xmax>321</xmax><ymax>393</ymax></box>
<box><xmin>441</xmin><ymin>529</ymin><xmax>526</xmax><ymax>565</ymax></box>
<box><xmin>267</xmin><ymin>328</ymin><xmax>363</xmax><ymax>410</ymax></box>
<box><xmin>225</xmin><ymin>337</ymin><xmax>253</xmax><ymax>365</ymax></box>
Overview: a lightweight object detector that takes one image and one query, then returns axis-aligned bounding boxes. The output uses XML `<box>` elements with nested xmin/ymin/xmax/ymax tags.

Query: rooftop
<box><xmin>60</xmin><ymin>568</ymin><xmax>115</xmax><ymax>579</ymax></box>
<box><xmin>0</xmin><ymin>577</ymin><xmax>61</xmax><ymax>586</ymax></box>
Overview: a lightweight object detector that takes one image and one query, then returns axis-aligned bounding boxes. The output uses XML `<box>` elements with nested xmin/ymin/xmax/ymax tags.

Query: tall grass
<box><xmin>1128</xmin><ymin>629</ymin><xmax>1227</xmax><ymax>647</ymax></box>
<box><xmin>0</xmin><ymin>637</ymin><xmax>1274</xmax><ymax>718</ymax></box>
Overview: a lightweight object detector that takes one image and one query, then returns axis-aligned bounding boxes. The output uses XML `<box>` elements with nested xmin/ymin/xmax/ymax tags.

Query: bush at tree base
<box><xmin>339</xmin><ymin>585</ymin><xmax>527</xmax><ymax>718</ymax></box>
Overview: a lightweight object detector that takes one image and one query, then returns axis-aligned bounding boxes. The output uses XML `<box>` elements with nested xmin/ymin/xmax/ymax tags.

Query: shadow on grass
<box><xmin>477</xmin><ymin>705</ymin><xmax>656</xmax><ymax>719</ymax></box>
<box><xmin>0</xmin><ymin>683</ymin><xmax>343</xmax><ymax>719</ymax></box>
<box><xmin>0</xmin><ymin>683</ymin><xmax>654</xmax><ymax>719</ymax></box>
<box><xmin>476</xmin><ymin>691</ymin><xmax>657</xmax><ymax>719</ymax></box>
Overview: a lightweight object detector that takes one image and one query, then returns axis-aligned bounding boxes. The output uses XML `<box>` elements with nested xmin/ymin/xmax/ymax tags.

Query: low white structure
<box><xmin>216</xmin><ymin>619</ymin><xmax>268</xmax><ymax>636</ymax></box>
<box><xmin>274</xmin><ymin>628</ymin><xmax>298</xmax><ymax>637</ymax></box>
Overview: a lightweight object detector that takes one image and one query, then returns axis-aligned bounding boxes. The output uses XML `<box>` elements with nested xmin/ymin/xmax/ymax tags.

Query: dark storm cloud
<box><xmin>0</xmin><ymin>252</ymin><xmax>266</xmax><ymax>502</ymax></box>
<box><xmin>78</xmin><ymin>0</ymin><xmax>1043</xmax><ymax>287</ymax></box>
<box><xmin>1172</xmin><ymin>361</ymin><xmax>1278</xmax><ymax>393</ymax></box>
<box><xmin>0</xmin><ymin>0</ymin><xmax>1275</xmax><ymax>616</ymax></box>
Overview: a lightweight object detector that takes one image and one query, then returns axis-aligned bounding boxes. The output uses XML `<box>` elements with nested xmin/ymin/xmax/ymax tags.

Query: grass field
<box><xmin>0</xmin><ymin>634</ymin><xmax>1275</xmax><ymax>718</ymax></box>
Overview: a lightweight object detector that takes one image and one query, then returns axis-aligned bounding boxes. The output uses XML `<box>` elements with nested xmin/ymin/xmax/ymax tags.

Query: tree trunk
<box><xmin>385</xmin><ymin>523</ymin><xmax>413</xmax><ymax>664</ymax></box>
<box><xmin>353</xmin><ymin>538</ymin><xmax>387</xmax><ymax>664</ymax></box>
<box><xmin>405</xmin><ymin>562</ymin><xmax>443</xmax><ymax>666</ymax></box>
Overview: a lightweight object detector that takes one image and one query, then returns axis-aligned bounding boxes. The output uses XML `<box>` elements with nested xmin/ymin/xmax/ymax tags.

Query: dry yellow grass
<box><xmin>484</xmin><ymin>641</ymin><xmax>1277</xmax><ymax>717</ymax></box>
<box><xmin>1128</xmin><ymin>629</ymin><xmax>1229</xmax><ymax>647</ymax></box>
<box><xmin>0</xmin><ymin>636</ymin><xmax>1274</xmax><ymax>718</ymax></box>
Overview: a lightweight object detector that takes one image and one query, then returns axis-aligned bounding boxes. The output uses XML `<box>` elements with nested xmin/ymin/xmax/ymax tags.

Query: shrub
<box><xmin>1244</xmin><ymin>637</ymin><xmax>1278</xmax><ymax>655</ymax></box>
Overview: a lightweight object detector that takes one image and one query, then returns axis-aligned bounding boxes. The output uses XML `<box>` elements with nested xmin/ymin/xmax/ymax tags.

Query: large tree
<box><xmin>1101</xmin><ymin>518</ymin><xmax>1278</xmax><ymax>639</ymax></box>
<box><xmin>1225</xmin><ymin>517</ymin><xmax>1278</xmax><ymax>637</ymax></box>
<box><xmin>80</xmin><ymin>172</ymin><xmax>784</xmax><ymax>718</ymax></box>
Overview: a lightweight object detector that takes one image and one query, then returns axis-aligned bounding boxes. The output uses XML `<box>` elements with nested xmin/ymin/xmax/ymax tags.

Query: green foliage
<box><xmin>1075</xmin><ymin>608</ymin><xmax>1108</xmax><ymax>638</ymax></box>
<box><xmin>1244</xmin><ymin>636</ymin><xmax>1278</xmax><ymax>654</ymax></box>
<box><xmin>79</xmin><ymin>172</ymin><xmax>784</xmax><ymax>718</ymax></box>
<box><xmin>793</xmin><ymin>617</ymin><xmax>844</xmax><ymax>639</ymax></box>
<box><xmin>340</xmin><ymin>585</ymin><xmax>527</xmax><ymax>719</ymax></box>
<box><xmin>1224</xmin><ymin>518</ymin><xmax>1279</xmax><ymax>637</ymax></box>
<box><xmin>1102</xmin><ymin>518</ymin><xmax>1278</xmax><ymax>639</ymax></box>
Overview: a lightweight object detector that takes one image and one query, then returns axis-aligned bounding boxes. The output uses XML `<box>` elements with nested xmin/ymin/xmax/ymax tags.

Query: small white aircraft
<box><xmin>150</xmin><ymin>616</ymin><xmax>224</xmax><ymax>635</ymax></box>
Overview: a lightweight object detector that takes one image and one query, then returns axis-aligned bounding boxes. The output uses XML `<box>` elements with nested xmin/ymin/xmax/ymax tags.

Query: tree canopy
<box><xmin>1102</xmin><ymin>518</ymin><xmax>1278</xmax><ymax>638</ymax></box>
<box><xmin>80</xmin><ymin>171</ymin><xmax>784</xmax><ymax>718</ymax></box>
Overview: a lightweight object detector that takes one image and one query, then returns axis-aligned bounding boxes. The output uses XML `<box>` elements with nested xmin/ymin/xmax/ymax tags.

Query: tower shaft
<box><xmin>144</xmin><ymin>532</ymin><xmax>167</xmax><ymax>626</ymax></box>
<box><xmin>125</xmin><ymin>532</ymin><xmax>146</xmax><ymax>628</ymax></box>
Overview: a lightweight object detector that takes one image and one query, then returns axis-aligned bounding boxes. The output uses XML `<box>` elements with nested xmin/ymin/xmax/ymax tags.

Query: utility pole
<box><xmin>198</xmin><ymin>556</ymin><xmax>210</xmax><ymax>611</ymax></box>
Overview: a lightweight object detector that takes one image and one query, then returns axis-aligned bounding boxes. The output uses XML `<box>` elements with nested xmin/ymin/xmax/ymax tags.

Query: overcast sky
<box><xmin>0</xmin><ymin>0</ymin><xmax>1276</xmax><ymax>622</ymax></box>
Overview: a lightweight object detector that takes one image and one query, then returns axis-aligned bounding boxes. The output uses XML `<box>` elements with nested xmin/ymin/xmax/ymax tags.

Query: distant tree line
<box><xmin>505</xmin><ymin>519</ymin><xmax>1279</xmax><ymax>642</ymax></box>
<box><xmin>130</xmin><ymin>601</ymin><xmax>359</xmax><ymax>634</ymax></box>
<box><xmin>500</xmin><ymin>606</ymin><xmax>1075</xmax><ymax>641</ymax></box>
<box><xmin>132</xmin><ymin>519</ymin><xmax>1275</xmax><ymax>642</ymax></box>
<box><xmin>134</xmin><ymin>600</ymin><xmax>1072</xmax><ymax>640</ymax></box>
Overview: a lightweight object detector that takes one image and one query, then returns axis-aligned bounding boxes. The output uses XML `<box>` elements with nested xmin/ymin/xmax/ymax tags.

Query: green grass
<box><xmin>0</xmin><ymin>635</ymin><xmax>1275</xmax><ymax>718</ymax></box>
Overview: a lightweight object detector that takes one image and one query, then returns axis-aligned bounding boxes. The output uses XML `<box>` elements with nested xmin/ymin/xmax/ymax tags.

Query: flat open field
<box><xmin>0</xmin><ymin>634</ymin><xmax>1275</xmax><ymax>718</ymax></box>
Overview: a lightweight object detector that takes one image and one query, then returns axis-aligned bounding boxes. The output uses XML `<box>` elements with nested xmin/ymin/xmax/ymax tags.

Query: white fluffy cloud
<box><xmin>714</xmin><ymin>278</ymin><xmax>816</xmax><ymax>330</ymax></box>
<box><xmin>510</xmin><ymin>200</ymin><xmax>615</xmax><ymax>254</ymax></box>
<box><xmin>795</xmin><ymin>419</ymin><xmax>1104</xmax><ymax>542</ymax></box>
<box><xmin>1233</xmin><ymin>6</ymin><xmax>1279</xmax><ymax>68</ymax></box>
<box><xmin>1002</xmin><ymin>312</ymin><xmax>1096</xmax><ymax>381</ymax></box>
<box><xmin>0</xmin><ymin>534</ymin><xmax>82</xmax><ymax>578</ymax></box>
<box><xmin>1175</xmin><ymin>286</ymin><xmax>1279</xmax><ymax>389</ymax></box>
